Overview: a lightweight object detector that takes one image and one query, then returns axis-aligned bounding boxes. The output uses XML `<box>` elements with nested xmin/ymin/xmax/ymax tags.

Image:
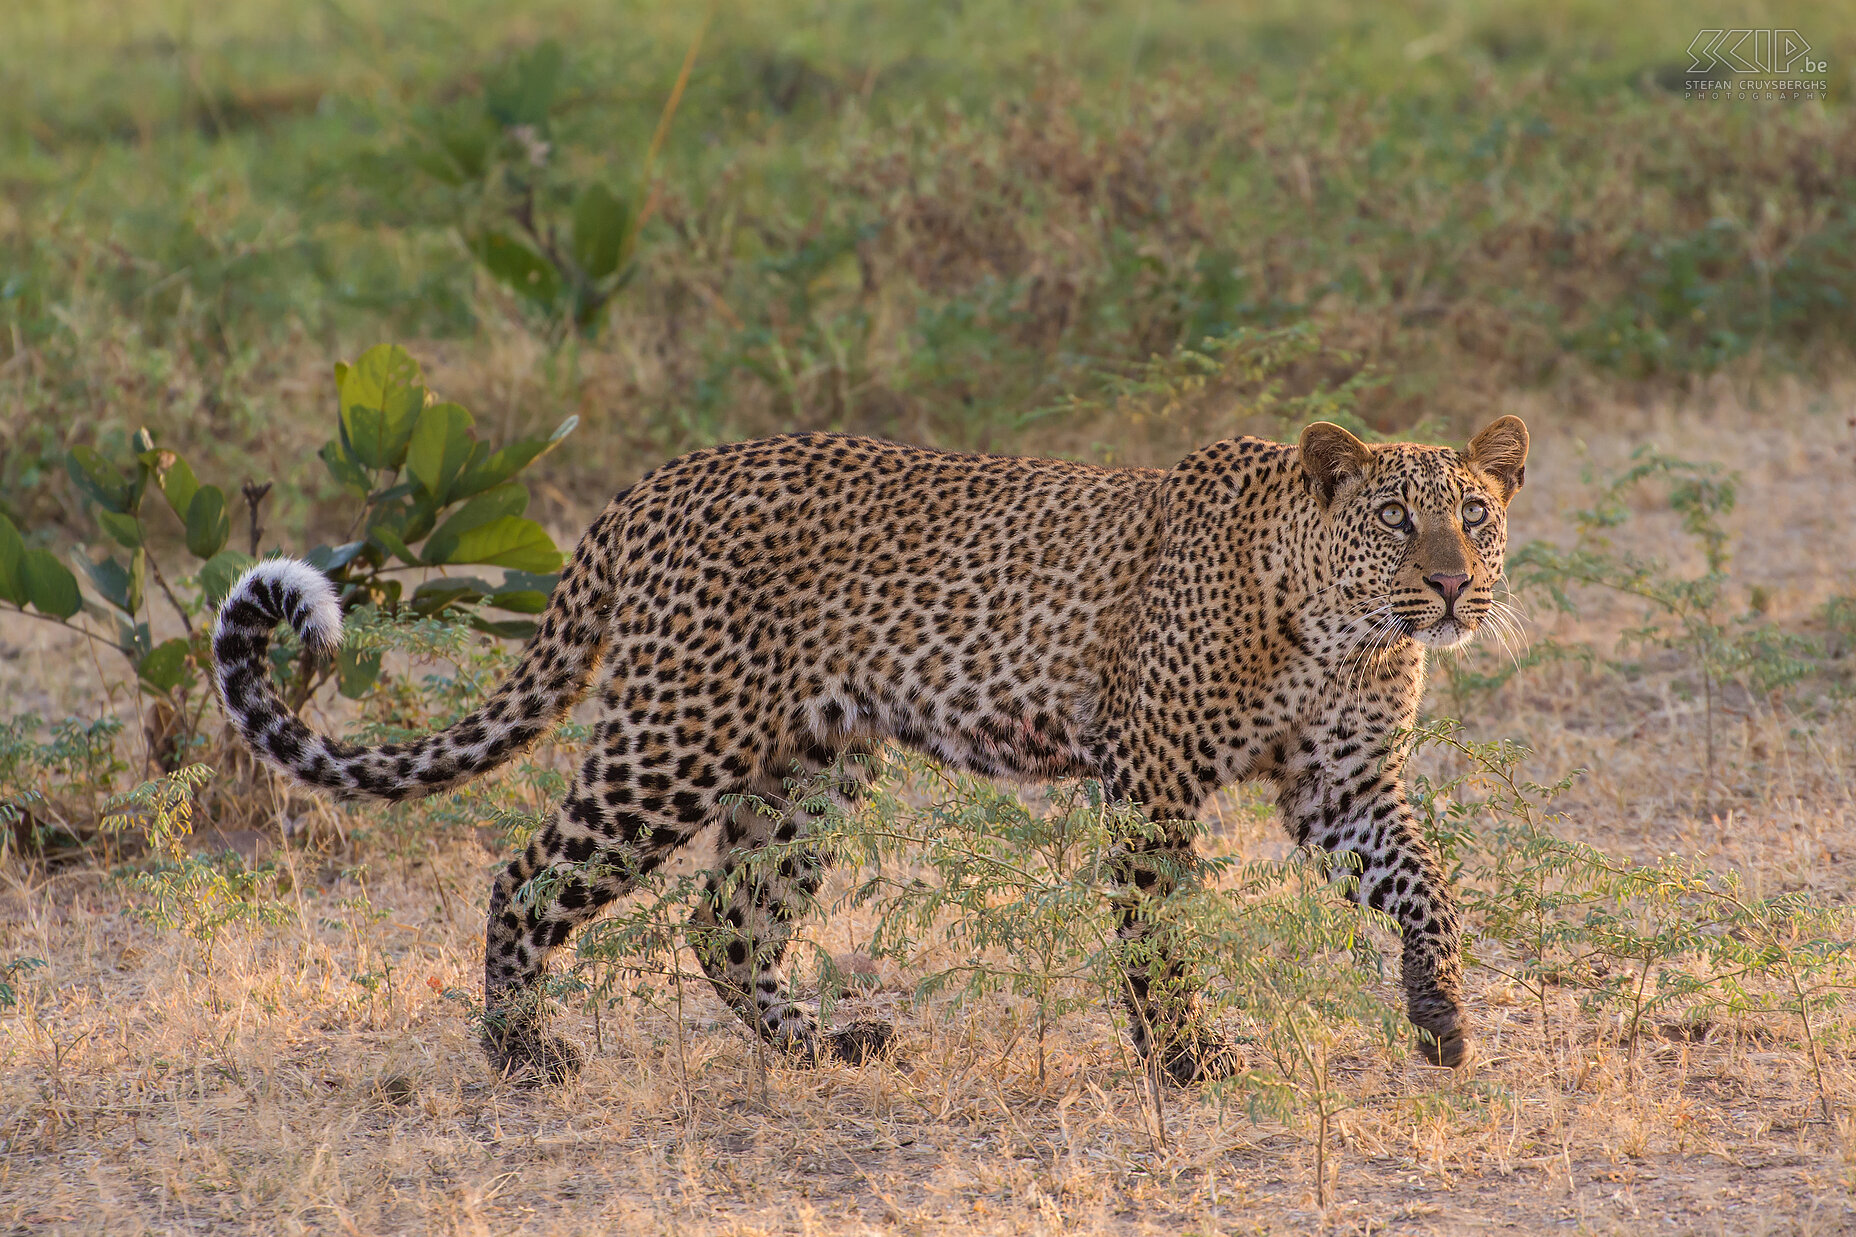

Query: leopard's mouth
<box><xmin>1409</xmin><ymin>614</ymin><xmax>1477</xmax><ymax>650</ymax></box>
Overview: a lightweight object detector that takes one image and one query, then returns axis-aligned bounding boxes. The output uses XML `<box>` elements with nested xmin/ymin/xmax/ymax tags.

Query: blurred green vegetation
<box><xmin>3</xmin><ymin>0</ymin><xmax>1854</xmax><ymax>540</ymax></box>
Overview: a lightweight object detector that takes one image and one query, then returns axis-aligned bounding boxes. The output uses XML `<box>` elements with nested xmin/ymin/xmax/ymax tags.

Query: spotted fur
<box><xmin>213</xmin><ymin>418</ymin><xmax>1529</xmax><ymax>1082</ymax></box>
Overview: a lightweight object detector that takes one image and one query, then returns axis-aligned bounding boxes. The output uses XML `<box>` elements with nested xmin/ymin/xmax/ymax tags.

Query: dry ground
<box><xmin>4</xmin><ymin>385</ymin><xmax>1856</xmax><ymax>1234</ymax></box>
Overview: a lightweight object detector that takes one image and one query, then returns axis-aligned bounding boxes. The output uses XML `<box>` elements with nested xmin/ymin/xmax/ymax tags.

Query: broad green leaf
<box><xmin>421</xmin><ymin>483</ymin><xmax>528</xmax><ymax>563</ymax></box>
<box><xmin>335</xmin><ymin>647</ymin><xmax>383</xmax><ymax>699</ymax></box>
<box><xmin>303</xmin><ymin>542</ymin><xmax>366</xmax><ymax>574</ymax></box>
<box><xmin>370</xmin><ymin>479</ymin><xmax>419</xmax><ymax>505</ymax></box>
<box><xmin>75</xmin><ymin>551</ymin><xmax>143</xmax><ymax>615</ymax></box>
<box><xmin>410</xmin><ymin>576</ymin><xmax>495</xmax><ymax>616</ymax></box>
<box><xmin>468</xmin><ymin>614</ymin><xmax>539</xmax><ymax>640</ymax></box>
<box><xmin>468</xmin><ymin>231</ymin><xmax>561</xmax><ymax>307</ymax></box>
<box><xmin>486</xmin><ymin>588</ymin><xmax>550</xmax><ymax>614</ymax></box>
<box><xmin>367</xmin><ymin>523</ymin><xmax>422</xmax><ymax>568</ymax></box>
<box><xmin>319</xmin><ymin>439</ymin><xmax>371</xmax><ymax>496</ymax></box>
<box><xmin>137</xmin><ymin>638</ymin><xmax>191</xmax><ymax>693</ymax></box>
<box><xmin>450</xmin><ymin>416</ymin><xmax>578</xmax><ymax>499</ymax></box>
<box><xmin>20</xmin><ymin>549</ymin><xmax>80</xmax><ymax>618</ymax></box>
<box><xmin>337</xmin><ymin>344</ymin><xmax>426</xmax><ymax>470</ymax></box>
<box><xmin>432</xmin><ymin>515</ymin><xmax>562</xmax><ymax>572</ymax></box>
<box><xmin>399</xmin><ymin>497</ymin><xmax>441</xmax><ymax>546</ymax></box>
<box><xmin>199</xmin><ymin>550</ymin><xmax>257</xmax><ymax>607</ymax></box>
<box><xmin>185</xmin><ymin>486</ymin><xmax>231</xmax><ymax>560</ymax></box>
<box><xmin>66</xmin><ymin>446</ymin><xmax>134</xmax><ymax>513</ymax></box>
<box><xmin>487</xmin><ymin>38</ymin><xmax>563</xmax><ymax>128</ymax></box>
<box><xmin>114</xmin><ymin>616</ymin><xmax>153</xmax><ymax>659</ymax></box>
<box><xmin>95</xmin><ymin>509</ymin><xmax>143</xmax><ymax>549</ymax></box>
<box><xmin>0</xmin><ymin>514</ymin><xmax>24</xmax><ymax>605</ymax></box>
<box><xmin>500</xmin><ymin>569</ymin><xmax>560</xmax><ymax>594</ymax></box>
<box><xmin>142</xmin><ymin>450</ymin><xmax>200</xmax><ymax>520</ymax></box>
<box><xmin>343</xmin><ymin>405</ymin><xmax>390</xmax><ymax>473</ymax></box>
<box><xmin>406</xmin><ymin>402</ymin><xmax>476</xmax><ymax>503</ymax></box>
<box><xmin>571</xmin><ymin>182</ymin><xmax>632</xmax><ymax>281</ymax></box>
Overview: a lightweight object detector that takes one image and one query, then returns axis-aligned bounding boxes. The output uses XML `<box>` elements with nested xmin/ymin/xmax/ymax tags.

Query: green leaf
<box><xmin>467</xmin><ymin>231</ymin><xmax>561</xmax><ymax>307</ymax></box>
<box><xmin>337</xmin><ymin>344</ymin><xmax>426</xmax><ymax>470</ymax></box>
<box><xmin>436</xmin><ymin>105</ymin><xmax>495</xmax><ymax>180</ymax></box>
<box><xmin>199</xmin><ymin>550</ymin><xmax>257</xmax><ymax>607</ymax></box>
<box><xmin>75</xmin><ymin>551</ymin><xmax>144</xmax><ymax>615</ymax></box>
<box><xmin>366</xmin><ymin>523</ymin><xmax>423</xmax><ymax>568</ymax></box>
<box><xmin>20</xmin><ymin>549</ymin><xmax>81</xmax><ymax>618</ymax></box>
<box><xmin>137</xmin><ymin>638</ymin><xmax>191</xmax><ymax>693</ymax></box>
<box><xmin>486</xmin><ymin>588</ymin><xmax>550</xmax><ymax>614</ymax></box>
<box><xmin>335</xmin><ymin>647</ymin><xmax>383</xmax><ymax>699</ymax></box>
<box><xmin>0</xmin><ymin>514</ymin><xmax>25</xmax><ymax>605</ymax></box>
<box><xmin>431</xmin><ymin>516</ymin><xmax>561</xmax><ymax>572</ymax></box>
<box><xmin>114</xmin><ymin>616</ymin><xmax>153</xmax><ymax>659</ymax></box>
<box><xmin>142</xmin><ymin>450</ymin><xmax>200</xmax><ymax>520</ymax></box>
<box><xmin>411</xmin><ymin>142</ymin><xmax>466</xmax><ymax>187</ymax></box>
<box><xmin>450</xmin><ymin>416</ymin><xmax>578</xmax><ymax>499</ymax></box>
<box><xmin>127</xmin><ymin>549</ymin><xmax>147</xmax><ymax>614</ymax></box>
<box><xmin>487</xmin><ymin>38</ymin><xmax>563</xmax><ymax>128</ymax></box>
<box><xmin>571</xmin><ymin>182</ymin><xmax>632</xmax><ymax>281</ymax></box>
<box><xmin>66</xmin><ymin>446</ymin><xmax>134</xmax><ymax>513</ymax></box>
<box><xmin>406</xmin><ymin>402</ymin><xmax>476</xmax><ymax>504</ymax></box>
<box><xmin>468</xmin><ymin>614</ymin><xmax>539</xmax><ymax>640</ymax></box>
<box><xmin>319</xmin><ymin>439</ymin><xmax>371</xmax><ymax>497</ymax></box>
<box><xmin>500</xmin><ymin>569</ymin><xmax>560</xmax><ymax>594</ymax></box>
<box><xmin>303</xmin><ymin>542</ymin><xmax>366</xmax><ymax>574</ymax></box>
<box><xmin>410</xmin><ymin>576</ymin><xmax>495</xmax><ymax>616</ymax></box>
<box><xmin>185</xmin><ymin>486</ymin><xmax>231</xmax><ymax>560</ymax></box>
<box><xmin>95</xmin><ymin>509</ymin><xmax>143</xmax><ymax>549</ymax></box>
<box><xmin>421</xmin><ymin>483</ymin><xmax>528</xmax><ymax>564</ymax></box>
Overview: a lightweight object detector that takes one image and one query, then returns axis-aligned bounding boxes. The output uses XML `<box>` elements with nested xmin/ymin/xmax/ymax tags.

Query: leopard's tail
<box><xmin>212</xmin><ymin>504</ymin><xmax>623</xmax><ymax>803</ymax></box>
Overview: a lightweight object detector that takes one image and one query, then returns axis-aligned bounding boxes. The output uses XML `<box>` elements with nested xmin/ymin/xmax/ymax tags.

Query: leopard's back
<box><xmin>603</xmin><ymin>433</ymin><xmax>1168</xmax><ymax>782</ymax></box>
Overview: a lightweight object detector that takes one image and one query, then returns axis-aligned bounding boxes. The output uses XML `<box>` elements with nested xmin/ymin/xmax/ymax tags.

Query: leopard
<box><xmin>212</xmin><ymin>416</ymin><xmax>1529</xmax><ymax>1085</ymax></box>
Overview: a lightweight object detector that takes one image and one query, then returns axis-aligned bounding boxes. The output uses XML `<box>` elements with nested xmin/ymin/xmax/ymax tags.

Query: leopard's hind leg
<box><xmin>687</xmin><ymin>744</ymin><xmax>890</xmax><ymax>1065</ymax></box>
<box><xmin>480</xmin><ymin>712</ymin><xmax>750</xmax><ymax>1083</ymax></box>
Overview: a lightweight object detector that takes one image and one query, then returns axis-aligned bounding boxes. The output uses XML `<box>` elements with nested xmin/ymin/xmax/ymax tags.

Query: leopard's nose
<box><xmin>1424</xmin><ymin>572</ymin><xmax>1470</xmax><ymax>604</ymax></box>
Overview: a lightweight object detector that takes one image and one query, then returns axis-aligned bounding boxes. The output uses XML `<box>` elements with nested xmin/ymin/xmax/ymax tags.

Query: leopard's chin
<box><xmin>1410</xmin><ymin>617</ymin><xmax>1477</xmax><ymax>650</ymax></box>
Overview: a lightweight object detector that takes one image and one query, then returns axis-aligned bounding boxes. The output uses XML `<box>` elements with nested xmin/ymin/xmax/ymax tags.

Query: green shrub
<box><xmin>102</xmin><ymin>763</ymin><xmax>289</xmax><ymax>993</ymax></box>
<box><xmin>1509</xmin><ymin>448</ymin><xmax>1826</xmax><ymax>787</ymax></box>
<box><xmin>0</xmin><ymin>343</ymin><xmax>576</xmax><ymax>779</ymax></box>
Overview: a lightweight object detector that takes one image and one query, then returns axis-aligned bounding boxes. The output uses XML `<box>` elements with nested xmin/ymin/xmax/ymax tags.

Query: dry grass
<box><xmin>3</xmin><ymin>384</ymin><xmax>1856</xmax><ymax>1234</ymax></box>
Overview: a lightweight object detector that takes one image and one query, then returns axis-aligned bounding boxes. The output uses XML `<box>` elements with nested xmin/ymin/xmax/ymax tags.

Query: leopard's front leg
<box><xmin>1278</xmin><ymin>725</ymin><xmax>1470</xmax><ymax>1068</ymax></box>
<box><xmin>1097</xmin><ymin>747</ymin><xmax>1241</xmax><ymax>1085</ymax></box>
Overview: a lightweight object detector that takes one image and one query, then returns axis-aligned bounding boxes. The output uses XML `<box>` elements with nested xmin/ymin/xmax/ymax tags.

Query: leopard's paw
<box><xmin>1415</xmin><ymin>1023</ymin><xmax>1472</xmax><ymax>1069</ymax></box>
<box><xmin>1410</xmin><ymin>1003</ymin><xmax>1473</xmax><ymax>1069</ymax></box>
<box><xmin>825</xmin><ymin>1019</ymin><xmax>895</xmax><ymax>1065</ymax></box>
<box><xmin>482</xmin><ymin>1025</ymin><xmax>584</xmax><ymax>1086</ymax></box>
<box><xmin>1153</xmin><ymin>1029</ymin><xmax>1244</xmax><ymax>1086</ymax></box>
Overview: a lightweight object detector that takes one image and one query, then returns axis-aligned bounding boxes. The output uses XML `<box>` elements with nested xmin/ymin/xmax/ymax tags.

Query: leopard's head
<box><xmin>1298</xmin><ymin>416</ymin><xmax>1529</xmax><ymax>651</ymax></box>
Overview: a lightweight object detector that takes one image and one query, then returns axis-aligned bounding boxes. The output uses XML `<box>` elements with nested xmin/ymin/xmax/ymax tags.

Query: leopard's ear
<box><xmin>1298</xmin><ymin>422</ymin><xmax>1372</xmax><ymax>507</ymax></box>
<box><xmin>1466</xmin><ymin>415</ymin><xmax>1529</xmax><ymax>503</ymax></box>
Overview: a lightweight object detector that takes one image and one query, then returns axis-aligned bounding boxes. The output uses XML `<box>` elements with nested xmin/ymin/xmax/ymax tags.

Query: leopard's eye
<box><xmin>1378</xmin><ymin>501</ymin><xmax>1408</xmax><ymax>529</ymax></box>
<box><xmin>1462</xmin><ymin>498</ymin><xmax>1488</xmax><ymax>527</ymax></box>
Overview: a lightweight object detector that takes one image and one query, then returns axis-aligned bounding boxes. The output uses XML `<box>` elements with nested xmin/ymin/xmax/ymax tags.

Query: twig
<box><xmin>242</xmin><ymin>480</ymin><xmax>271</xmax><ymax>557</ymax></box>
<box><xmin>639</xmin><ymin>9</ymin><xmax>711</xmax><ymax>194</ymax></box>
<box><xmin>2</xmin><ymin>606</ymin><xmax>121</xmax><ymax>650</ymax></box>
<box><xmin>143</xmin><ymin>549</ymin><xmax>194</xmax><ymax>637</ymax></box>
